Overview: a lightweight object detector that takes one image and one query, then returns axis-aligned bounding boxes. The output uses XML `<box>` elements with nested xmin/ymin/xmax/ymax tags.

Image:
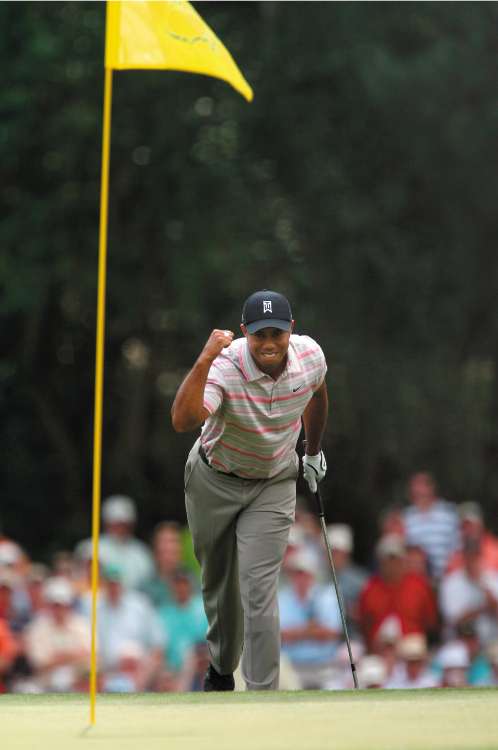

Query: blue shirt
<box><xmin>158</xmin><ymin>595</ymin><xmax>207</xmax><ymax>672</ymax></box>
<box><xmin>279</xmin><ymin>583</ymin><xmax>342</xmax><ymax>665</ymax></box>
<box><xmin>404</xmin><ymin>499</ymin><xmax>460</xmax><ymax>580</ymax></box>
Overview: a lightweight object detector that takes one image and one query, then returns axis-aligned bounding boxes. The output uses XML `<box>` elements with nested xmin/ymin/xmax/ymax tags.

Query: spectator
<box><xmin>405</xmin><ymin>544</ymin><xmax>431</xmax><ymax>578</ymax></box>
<box><xmin>0</xmin><ymin>600</ymin><xmax>18</xmax><ymax>692</ymax></box>
<box><xmin>324</xmin><ymin>640</ymin><xmax>365</xmax><ymax>690</ymax></box>
<box><xmin>456</xmin><ymin>621</ymin><xmax>493</xmax><ymax>686</ymax></box>
<box><xmin>293</xmin><ymin>505</ymin><xmax>326</xmax><ymax>576</ymax></box>
<box><xmin>358</xmin><ymin>534</ymin><xmax>438</xmax><ymax>649</ymax></box>
<box><xmin>176</xmin><ymin>641</ymin><xmax>211</xmax><ymax>692</ymax></box>
<box><xmin>24</xmin><ymin>577</ymin><xmax>90</xmax><ymax>692</ymax></box>
<box><xmin>101</xmin><ymin>641</ymin><xmax>147</xmax><ymax>693</ymax></box>
<box><xmin>484</xmin><ymin>642</ymin><xmax>498</xmax><ymax>686</ymax></box>
<box><xmin>357</xmin><ymin>655</ymin><xmax>387</xmax><ymax>689</ymax></box>
<box><xmin>80</xmin><ymin>564</ymin><xmax>164</xmax><ymax>691</ymax></box>
<box><xmin>280</xmin><ymin>521</ymin><xmax>308</xmax><ymax>586</ymax></box>
<box><xmin>74</xmin><ymin>495</ymin><xmax>154</xmax><ymax>591</ymax></box>
<box><xmin>385</xmin><ymin>634</ymin><xmax>438</xmax><ymax>689</ymax></box>
<box><xmin>142</xmin><ymin>522</ymin><xmax>184</xmax><ymax>607</ymax></box>
<box><xmin>379</xmin><ymin>506</ymin><xmax>405</xmax><ymax>539</ymax></box>
<box><xmin>0</xmin><ymin>568</ymin><xmax>30</xmax><ymax>635</ymax></box>
<box><xmin>52</xmin><ymin>551</ymin><xmax>76</xmax><ymax>580</ymax></box>
<box><xmin>0</xmin><ymin>540</ymin><xmax>27</xmax><ymax>577</ymax></box>
<box><xmin>403</xmin><ymin>471</ymin><xmax>460</xmax><ymax>581</ymax></box>
<box><xmin>157</xmin><ymin>568</ymin><xmax>207</xmax><ymax>679</ymax></box>
<box><xmin>446</xmin><ymin>502</ymin><xmax>498</xmax><ymax>574</ymax></box>
<box><xmin>370</xmin><ymin>615</ymin><xmax>403</xmax><ymax>685</ymax></box>
<box><xmin>436</xmin><ymin>641</ymin><xmax>469</xmax><ymax>688</ymax></box>
<box><xmin>325</xmin><ymin>524</ymin><xmax>368</xmax><ymax>637</ymax></box>
<box><xmin>25</xmin><ymin>564</ymin><xmax>49</xmax><ymax>616</ymax></box>
<box><xmin>439</xmin><ymin>538</ymin><xmax>498</xmax><ymax>646</ymax></box>
<box><xmin>279</xmin><ymin>550</ymin><xmax>342</xmax><ymax>689</ymax></box>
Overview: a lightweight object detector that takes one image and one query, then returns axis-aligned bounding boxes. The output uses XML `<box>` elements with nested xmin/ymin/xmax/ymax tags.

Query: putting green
<box><xmin>1</xmin><ymin>689</ymin><xmax>497</xmax><ymax>750</ymax></box>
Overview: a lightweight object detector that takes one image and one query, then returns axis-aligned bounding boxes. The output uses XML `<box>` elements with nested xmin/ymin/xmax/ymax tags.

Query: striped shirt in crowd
<box><xmin>403</xmin><ymin>500</ymin><xmax>461</xmax><ymax>580</ymax></box>
<box><xmin>201</xmin><ymin>334</ymin><xmax>327</xmax><ymax>479</ymax></box>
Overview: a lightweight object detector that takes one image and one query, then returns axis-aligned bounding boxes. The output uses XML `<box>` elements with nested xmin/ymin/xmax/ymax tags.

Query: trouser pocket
<box><xmin>184</xmin><ymin>439</ymin><xmax>200</xmax><ymax>491</ymax></box>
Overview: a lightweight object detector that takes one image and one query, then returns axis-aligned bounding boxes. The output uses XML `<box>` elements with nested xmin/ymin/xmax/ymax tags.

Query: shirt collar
<box><xmin>238</xmin><ymin>338</ymin><xmax>303</xmax><ymax>382</ymax></box>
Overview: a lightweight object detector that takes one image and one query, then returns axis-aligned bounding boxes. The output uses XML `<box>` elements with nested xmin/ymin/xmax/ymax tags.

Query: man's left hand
<box><xmin>302</xmin><ymin>451</ymin><xmax>327</xmax><ymax>493</ymax></box>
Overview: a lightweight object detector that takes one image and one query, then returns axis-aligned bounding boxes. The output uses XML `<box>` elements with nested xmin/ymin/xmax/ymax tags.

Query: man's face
<box><xmin>406</xmin><ymin>658</ymin><xmax>425</xmax><ymax>680</ymax></box>
<box><xmin>49</xmin><ymin>602</ymin><xmax>71</xmax><ymax>625</ymax></box>
<box><xmin>408</xmin><ymin>473</ymin><xmax>436</xmax><ymax>507</ymax></box>
<box><xmin>106</xmin><ymin>521</ymin><xmax>133</xmax><ymax>540</ymax></box>
<box><xmin>106</xmin><ymin>578</ymin><xmax>123</xmax><ymax>604</ymax></box>
<box><xmin>380</xmin><ymin>553</ymin><xmax>405</xmax><ymax>582</ymax></box>
<box><xmin>172</xmin><ymin>576</ymin><xmax>191</xmax><ymax>605</ymax></box>
<box><xmin>154</xmin><ymin>529</ymin><xmax>182</xmax><ymax>573</ymax></box>
<box><xmin>241</xmin><ymin>323</ymin><xmax>294</xmax><ymax>376</ymax></box>
<box><xmin>290</xmin><ymin>568</ymin><xmax>314</xmax><ymax>597</ymax></box>
<box><xmin>463</xmin><ymin>550</ymin><xmax>481</xmax><ymax>580</ymax></box>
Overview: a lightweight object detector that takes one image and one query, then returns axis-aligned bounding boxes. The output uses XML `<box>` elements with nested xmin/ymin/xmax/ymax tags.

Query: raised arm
<box><xmin>171</xmin><ymin>329</ymin><xmax>233</xmax><ymax>433</ymax></box>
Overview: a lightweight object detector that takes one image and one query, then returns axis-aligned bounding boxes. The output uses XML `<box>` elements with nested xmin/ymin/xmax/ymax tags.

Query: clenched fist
<box><xmin>200</xmin><ymin>329</ymin><xmax>234</xmax><ymax>363</ymax></box>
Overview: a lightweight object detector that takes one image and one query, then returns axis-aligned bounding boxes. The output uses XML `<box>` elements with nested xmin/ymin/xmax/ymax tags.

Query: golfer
<box><xmin>171</xmin><ymin>290</ymin><xmax>328</xmax><ymax>690</ymax></box>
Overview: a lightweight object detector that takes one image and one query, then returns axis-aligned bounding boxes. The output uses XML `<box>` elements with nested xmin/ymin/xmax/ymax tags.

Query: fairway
<box><xmin>1</xmin><ymin>689</ymin><xmax>497</xmax><ymax>750</ymax></box>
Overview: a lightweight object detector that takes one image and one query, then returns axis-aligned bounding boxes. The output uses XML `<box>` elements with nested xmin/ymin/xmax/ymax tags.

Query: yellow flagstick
<box><xmin>88</xmin><ymin>0</ymin><xmax>252</xmax><ymax>725</ymax></box>
<box><xmin>89</xmin><ymin>64</ymin><xmax>113</xmax><ymax>726</ymax></box>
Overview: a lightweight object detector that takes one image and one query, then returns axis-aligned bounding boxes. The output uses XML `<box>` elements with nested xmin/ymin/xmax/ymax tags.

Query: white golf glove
<box><xmin>302</xmin><ymin>451</ymin><xmax>327</xmax><ymax>493</ymax></box>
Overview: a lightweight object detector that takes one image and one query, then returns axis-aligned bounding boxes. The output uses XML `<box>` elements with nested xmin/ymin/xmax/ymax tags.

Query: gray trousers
<box><xmin>184</xmin><ymin>439</ymin><xmax>297</xmax><ymax>690</ymax></box>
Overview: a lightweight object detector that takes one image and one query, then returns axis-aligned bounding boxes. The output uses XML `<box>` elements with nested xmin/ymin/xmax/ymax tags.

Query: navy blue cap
<box><xmin>241</xmin><ymin>290</ymin><xmax>293</xmax><ymax>334</ymax></box>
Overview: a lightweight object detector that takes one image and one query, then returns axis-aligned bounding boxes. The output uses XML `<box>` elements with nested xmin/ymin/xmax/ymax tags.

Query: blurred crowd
<box><xmin>1</xmin><ymin>471</ymin><xmax>497</xmax><ymax>692</ymax></box>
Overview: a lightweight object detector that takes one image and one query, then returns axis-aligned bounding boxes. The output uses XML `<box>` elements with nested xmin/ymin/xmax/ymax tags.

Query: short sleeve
<box><xmin>313</xmin><ymin>343</ymin><xmax>327</xmax><ymax>390</ymax></box>
<box><xmin>203</xmin><ymin>360</ymin><xmax>225</xmax><ymax>415</ymax></box>
<box><xmin>299</xmin><ymin>335</ymin><xmax>327</xmax><ymax>391</ymax></box>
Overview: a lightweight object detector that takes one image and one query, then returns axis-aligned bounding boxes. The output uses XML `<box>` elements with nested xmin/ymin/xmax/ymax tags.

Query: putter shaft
<box><xmin>314</xmin><ymin>487</ymin><xmax>359</xmax><ymax>689</ymax></box>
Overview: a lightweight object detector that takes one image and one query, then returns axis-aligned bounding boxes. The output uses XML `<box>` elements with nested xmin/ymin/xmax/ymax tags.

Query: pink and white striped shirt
<box><xmin>201</xmin><ymin>334</ymin><xmax>327</xmax><ymax>478</ymax></box>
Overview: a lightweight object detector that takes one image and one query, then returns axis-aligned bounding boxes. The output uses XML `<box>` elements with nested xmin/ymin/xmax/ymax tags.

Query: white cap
<box><xmin>0</xmin><ymin>541</ymin><xmax>22</xmax><ymax>566</ymax></box>
<box><xmin>287</xmin><ymin>549</ymin><xmax>316</xmax><ymax>576</ymax></box>
<box><xmin>43</xmin><ymin>577</ymin><xmax>74</xmax><ymax>606</ymax></box>
<box><xmin>398</xmin><ymin>633</ymin><xmax>428</xmax><ymax>661</ymax></box>
<box><xmin>102</xmin><ymin>495</ymin><xmax>136</xmax><ymax>524</ymax></box>
<box><xmin>376</xmin><ymin>534</ymin><xmax>405</xmax><ymax>559</ymax></box>
<box><xmin>375</xmin><ymin>615</ymin><xmax>403</xmax><ymax>644</ymax></box>
<box><xmin>438</xmin><ymin>641</ymin><xmax>469</xmax><ymax>670</ymax></box>
<box><xmin>327</xmin><ymin>524</ymin><xmax>353</xmax><ymax>553</ymax></box>
<box><xmin>358</xmin><ymin>655</ymin><xmax>387</xmax><ymax>688</ymax></box>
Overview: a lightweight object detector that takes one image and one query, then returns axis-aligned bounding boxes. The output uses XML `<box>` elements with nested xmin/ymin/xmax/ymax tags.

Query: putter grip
<box><xmin>314</xmin><ymin>487</ymin><xmax>326</xmax><ymax>519</ymax></box>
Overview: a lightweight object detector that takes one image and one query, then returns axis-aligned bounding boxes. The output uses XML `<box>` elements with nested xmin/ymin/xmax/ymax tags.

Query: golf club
<box><xmin>312</xmin><ymin>483</ymin><xmax>359</xmax><ymax>689</ymax></box>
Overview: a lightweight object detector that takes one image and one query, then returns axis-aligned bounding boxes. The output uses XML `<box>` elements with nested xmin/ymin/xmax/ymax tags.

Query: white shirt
<box><xmin>80</xmin><ymin>589</ymin><xmax>165</xmax><ymax>669</ymax></box>
<box><xmin>440</xmin><ymin>568</ymin><xmax>498</xmax><ymax>645</ymax></box>
<box><xmin>75</xmin><ymin>534</ymin><xmax>155</xmax><ymax>590</ymax></box>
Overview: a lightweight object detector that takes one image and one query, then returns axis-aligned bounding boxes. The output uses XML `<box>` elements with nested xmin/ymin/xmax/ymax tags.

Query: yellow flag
<box><xmin>105</xmin><ymin>0</ymin><xmax>253</xmax><ymax>102</ymax></box>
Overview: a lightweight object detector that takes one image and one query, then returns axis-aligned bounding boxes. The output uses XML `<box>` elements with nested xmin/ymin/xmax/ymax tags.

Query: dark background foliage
<box><xmin>1</xmin><ymin>2</ymin><xmax>497</xmax><ymax>562</ymax></box>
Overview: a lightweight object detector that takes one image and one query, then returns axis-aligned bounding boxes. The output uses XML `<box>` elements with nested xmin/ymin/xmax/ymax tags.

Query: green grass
<box><xmin>1</xmin><ymin>689</ymin><xmax>497</xmax><ymax>750</ymax></box>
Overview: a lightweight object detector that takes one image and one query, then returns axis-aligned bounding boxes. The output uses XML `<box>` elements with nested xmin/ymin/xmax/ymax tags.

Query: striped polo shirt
<box><xmin>201</xmin><ymin>334</ymin><xmax>327</xmax><ymax>479</ymax></box>
<box><xmin>403</xmin><ymin>500</ymin><xmax>461</xmax><ymax>580</ymax></box>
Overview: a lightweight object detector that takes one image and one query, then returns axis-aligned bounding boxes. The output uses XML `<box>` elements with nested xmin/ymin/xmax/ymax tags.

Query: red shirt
<box><xmin>359</xmin><ymin>572</ymin><xmax>438</xmax><ymax>648</ymax></box>
<box><xmin>0</xmin><ymin>618</ymin><xmax>17</xmax><ymax>692</ymax></box>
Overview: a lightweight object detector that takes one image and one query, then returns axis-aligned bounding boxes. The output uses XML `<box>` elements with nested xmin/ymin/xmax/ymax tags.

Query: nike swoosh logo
<box><xmin>292</xmin><ymin>383</ymin><xmax>304</xmax><ymax>392</ymax></box>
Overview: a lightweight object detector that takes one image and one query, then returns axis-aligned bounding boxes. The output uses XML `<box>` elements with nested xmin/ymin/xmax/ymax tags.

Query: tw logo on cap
<box><xmin>263</xmin><ymin>301</ymin><xmax>272</xmax><ymax>314</ymax></box>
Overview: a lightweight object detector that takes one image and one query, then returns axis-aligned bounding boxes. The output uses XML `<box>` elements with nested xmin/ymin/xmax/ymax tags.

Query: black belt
<box><xmin>198</xmin><ymin>444</ymin><xmax>243</xmax><ymax>479</ymax></box>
